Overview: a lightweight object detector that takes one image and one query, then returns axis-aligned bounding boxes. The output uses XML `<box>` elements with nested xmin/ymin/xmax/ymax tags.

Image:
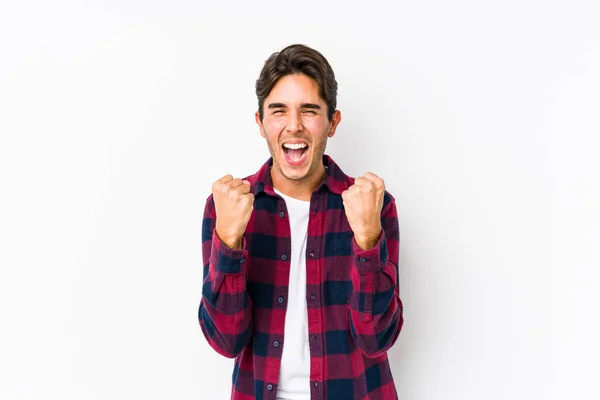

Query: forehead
<box><xmin>266</xmin><ymin>74</ymin><xmax>324</xmax><ymax>104</ymax></box>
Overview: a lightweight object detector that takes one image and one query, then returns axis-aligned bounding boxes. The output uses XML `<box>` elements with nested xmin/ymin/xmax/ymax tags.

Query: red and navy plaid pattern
<box><xmin>199</xmin><ymin>155</ymin><xmax>403</xmax><ymax>400</ymax></box>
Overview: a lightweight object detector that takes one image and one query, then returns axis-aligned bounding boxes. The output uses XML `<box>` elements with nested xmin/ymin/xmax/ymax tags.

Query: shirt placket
<box><xmin>264</xmin><ymin>195</ymin><xmax>293</xmax><ymax>399</ymax></box>
<box><xmin>306</xmin><ymin>191</ymin><xmax>325</xmax><ymax>400</ymax></box>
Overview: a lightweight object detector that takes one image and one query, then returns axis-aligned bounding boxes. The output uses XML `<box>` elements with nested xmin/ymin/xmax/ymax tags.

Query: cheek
<box><xmin>306</xmin><ymin>124</ymin><xmax>330</xmax><ymax>145</ymax></box>
<box><xmin>303</xmin><ymin>117</ymin><xmax>329</xmax><ymax>133</ymax></box>
<box><xmin>263</xmin><ymin>119</ymin><xmax>285</xmax><ymax>136</ymax></box>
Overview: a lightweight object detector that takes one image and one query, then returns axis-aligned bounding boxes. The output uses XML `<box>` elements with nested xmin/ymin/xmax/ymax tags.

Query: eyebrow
<box><xmin>301</xmin><ymin>103</ymin><xmax>321</xmax><ymax>110</ymax></box>
<box><xmin>267</xmin><ymin>102</ymin><xmax>322</xmax><ymax>110</ymax></box>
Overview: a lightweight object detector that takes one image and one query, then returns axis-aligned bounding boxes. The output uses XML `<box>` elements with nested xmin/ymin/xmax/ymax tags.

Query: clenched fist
<box><xmin>341</xmin><ymin>172</ymin><xmax>386</xmax><ymax>250</ymax></box>
<box><xmin>212</xmin><ymin>174</ymin><xmax>254</xmax><ymax>249</ymax></box>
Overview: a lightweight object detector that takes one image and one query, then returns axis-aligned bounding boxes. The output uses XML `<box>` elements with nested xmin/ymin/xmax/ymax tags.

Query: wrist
<box><xmin>354</xmin><ymin>234</ymin><xmax>379</xmax><ymax>251</ymax></box>
<box><xmin>223</xmin><ymin>238</ymin><xmax>243</xmax><ymax>250</ymax></box>
<box><xmin>216</xmin><ymin>229</ymin><xmax>242</xmax><ymax>250</ymax></box>
<box><xmin>353</xmin><ymin>223</ymin><xmax>382</xmax><ymax>250</ymax></box>
<box><xmin>355</xmin><ymin>237</ymin><xmax>377</xmax><ymax>251</ymax></box>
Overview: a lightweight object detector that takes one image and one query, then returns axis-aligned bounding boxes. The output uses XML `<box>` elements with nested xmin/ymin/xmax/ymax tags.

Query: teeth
<box><xmin>283</xmin><ymin>143</ymin><xmax>307</xmax><ymax>150</ymax></box>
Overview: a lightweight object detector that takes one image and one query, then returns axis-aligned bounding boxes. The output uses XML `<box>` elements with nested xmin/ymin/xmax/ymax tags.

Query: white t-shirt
<box><xmin>274</xmin><ymin>189</ymin><xmax>311</xmax><ymax>400</ymax></box>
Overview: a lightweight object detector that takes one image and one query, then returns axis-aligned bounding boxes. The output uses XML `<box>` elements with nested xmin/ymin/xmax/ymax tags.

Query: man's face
<box><xmin>256</xmin><ymin>74</ymin><xmax>341</xmax><ymax>183</ymax></box>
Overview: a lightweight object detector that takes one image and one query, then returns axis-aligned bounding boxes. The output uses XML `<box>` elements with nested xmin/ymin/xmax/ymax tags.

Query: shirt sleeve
<box><xmin>198</xmin><ymin>195</ymin><xmax>252</xmax><ymax>358</ymax></box>
<box><xmin>348</xmin><ymin>195</ymin><xmax>404</xmax><ymax>358</ymax></box>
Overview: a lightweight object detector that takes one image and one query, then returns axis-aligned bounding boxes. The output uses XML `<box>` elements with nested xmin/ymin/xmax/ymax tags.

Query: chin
<box><xmin>277</xmin><ymin>161</ymin><xmax>311</xmax><ymax>181</ymax></box>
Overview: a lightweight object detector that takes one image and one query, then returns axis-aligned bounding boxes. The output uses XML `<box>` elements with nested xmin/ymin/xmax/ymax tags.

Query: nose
<box><xmin>285</xmin><ymin>111</ymin><xmax>303</xmax><ymax>133</ymax></box>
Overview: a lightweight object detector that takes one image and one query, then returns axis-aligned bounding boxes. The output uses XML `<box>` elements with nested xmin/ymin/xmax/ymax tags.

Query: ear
<box><xmin>327</xmin><ymin>110</ymin><xmax>342</xmax><ymax>138</ymax></box>
<box><xmin>255</xmin><ymin>111</ymin><xmax>266</xmax><ymax>138</ymax></box>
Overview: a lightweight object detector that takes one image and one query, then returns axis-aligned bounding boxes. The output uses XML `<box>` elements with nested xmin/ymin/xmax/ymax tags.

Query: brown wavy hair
<box><xmin>255</xmin><ymin>44</ymin><xmax>338</xmax><ymax>122</ymax></box>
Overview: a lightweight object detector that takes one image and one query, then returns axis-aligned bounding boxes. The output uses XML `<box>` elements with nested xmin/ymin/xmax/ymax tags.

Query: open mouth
<box><xmin>282</xmin><ymin>142</ymin><xmax>309</xmax><ymax>166</ymax></box>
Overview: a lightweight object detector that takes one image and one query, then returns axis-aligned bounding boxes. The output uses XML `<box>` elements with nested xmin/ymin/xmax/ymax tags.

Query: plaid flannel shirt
<box><xmin>199</xmin><ymin>154</ymin><xmax>403</xmax><ymax>400</ymax></box>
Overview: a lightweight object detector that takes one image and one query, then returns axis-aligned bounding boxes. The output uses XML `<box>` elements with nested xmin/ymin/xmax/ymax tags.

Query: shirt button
<box><xmin>239</xmin><ymin>258</ymin><xmax>245</xmax><ymax>264</ymax></box>
<box><xmin>359</xmin><ymin>257</ymin><xmax>366</xmax><ymax>263</ymax></box>
<box><xmin>279</xmin><ymin>211</ymin><xmax>285</xmax><ymax>218</ymax></box>
<box><xmin>267</xmin><ymin>384</ymin><xmax>273</xmax><ymax>391</ymax></box>
<box><xmin>277</xmin><ymin>296</ymin><xmax>284</xmax><ymax>304</ymax></box>
<box><xmin>309</xmin><ymin>252</ymin><xmax>315</xmax><ymax>258</ymax></box>
<box><xmin>310</xmin><ymin>294</ymin><xmax>315</xmax><ymax>300</ymax></box>
<box><xmin>273</xmin><ymin>340</ymin><xmax>280</xmax><ymax>348</ymax></box>
<box><xmin>314</xmin><ymin>381</ymin><xmax>319</xmax><ymax>387</ymax></box>
<box><xmin>281</xmin><ymin>254</ymin><xmax>288</xmax><ymax>261</ymax></box>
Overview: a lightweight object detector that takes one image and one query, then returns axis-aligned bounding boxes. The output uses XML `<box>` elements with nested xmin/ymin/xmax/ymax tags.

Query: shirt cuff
<box><xmin>211</xmin><ymin>230</ymin><xmax>249</xmax><ymax>274</ymax></box>
<box><xmin>352</xmin><ymin>229</ymin><xmax>388</xmax><ymax>275</ymax></box>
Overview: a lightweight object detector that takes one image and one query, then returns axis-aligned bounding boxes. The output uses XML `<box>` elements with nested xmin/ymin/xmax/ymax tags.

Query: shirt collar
<box><xmin>247</xmin><ymin>154</ymin><xmax>351</xmax><ymax>197</ymax></box>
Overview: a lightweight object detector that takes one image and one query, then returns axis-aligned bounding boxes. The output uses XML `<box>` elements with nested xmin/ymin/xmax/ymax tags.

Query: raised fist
<box><xmin>212</xmin><ymin>175</ymin><xmax>254</xmax><ymax>249</ymax></box>
<box><xmin>341</xmin><ymin>172</ymin><xmax>386</xmax><ymax>250</ymax></box>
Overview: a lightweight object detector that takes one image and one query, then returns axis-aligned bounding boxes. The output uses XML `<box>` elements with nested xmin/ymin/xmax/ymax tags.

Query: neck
<box><xmin>271</xmin><ymin>164</ymin><xmax>327</xmax><ymax>201</ymax></box>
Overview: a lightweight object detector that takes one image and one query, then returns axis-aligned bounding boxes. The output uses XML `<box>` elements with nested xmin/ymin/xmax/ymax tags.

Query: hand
<box><xmin>341</xmin><ymin>172</ymin><xmax>386</xmax><ymax>250</ymax></box>
<box><xmin>212</xmin><ymin>175</ymin><xmax>254</xmax><ymax>249</ymax></box>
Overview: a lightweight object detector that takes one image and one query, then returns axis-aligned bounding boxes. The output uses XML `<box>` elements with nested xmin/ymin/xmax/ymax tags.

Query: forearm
<box><xmin>348</xmin><ymin>261</ymin><xmax>403</xmax><ymax>358</ymax></box>
<box><xmin>199</xmin><ymin>201</ymin><xmax>253</xmax><ymax>358</ymax></box>
<box><xmin>348</xmin><ymin>203</ymin><xmax>404</xmax><ymax>357</ymax></box>
<box><xmin>199</xmin><ymin>295</ymin><xmax>252</xmax><ymax>358</ymax></box>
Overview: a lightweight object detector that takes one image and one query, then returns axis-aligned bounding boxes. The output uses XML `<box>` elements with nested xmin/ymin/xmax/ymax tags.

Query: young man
<box><xmin>199</xmin><ymin>44</ymin><xmax>403</xmax><ymax>400</ymax></box>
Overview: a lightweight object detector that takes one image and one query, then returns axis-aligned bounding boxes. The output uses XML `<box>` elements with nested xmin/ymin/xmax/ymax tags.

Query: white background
<box><xmin>1</xmin><ymin>0</ymin><xmax>599</xmax><ymax>399</ymax></box>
